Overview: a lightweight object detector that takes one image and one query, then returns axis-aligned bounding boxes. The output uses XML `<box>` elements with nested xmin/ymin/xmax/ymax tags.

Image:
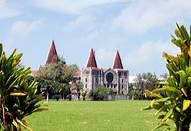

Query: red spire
<box><xmin>87</xmin><ymin>48</ymin><xmax>97</xmax><ymax>68</ymax></box>
<box><xmin>113</xmin><ymin>50</ymin><xmax>123</xmax><ymax>69</ymax></box>
<box><xmin>46</xmin><ymin>40</ymin><xmax>58</xmax><ymax>64</ymax></box>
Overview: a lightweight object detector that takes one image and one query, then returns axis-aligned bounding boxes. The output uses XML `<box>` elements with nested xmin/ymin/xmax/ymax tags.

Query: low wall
<box><xmin>107</xmin><ymin>95</ymin><xmax>129</xmax><ymax>100</ymax></box>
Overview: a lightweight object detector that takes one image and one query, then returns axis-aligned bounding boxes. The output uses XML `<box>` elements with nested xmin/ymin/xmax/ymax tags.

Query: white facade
<box><xmin>81</xmin><ymin>67</ymin><xmax>129</xmax><ymax>95</ymax></box>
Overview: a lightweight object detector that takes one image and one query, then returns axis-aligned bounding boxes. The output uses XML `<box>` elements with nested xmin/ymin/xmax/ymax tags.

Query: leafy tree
<box><xmin>89</xmin><ymin>85</ymin><xmax>113</xmax><ymax>101</ymax></box>
<box><xmin>61</xmin><ymin>84</ymin><xmax>70</xmax><ymax>100</ymax></box>
<box><xmin>79</xmin><ymin>83</ymin><xmax>87</xmax><ymax>101</ymax></box>
<box><xmin>134</xmin><ymin>72</ymin><xmax>158</xmax><ymax>99</ymax></box>
<box><xmin>0</xmin><ymin>44</ymin><xmax>44</xmax><ymax>130</ymax></box>
<box><xmin>58</xmin><ymin>56</ymin><xmax>66</xmax><ymax>64</ymax></box>
<box><xmin>76</xmin><ymin>82</ymin><xmax>83</xmax><ymax>100</ymax></box>
<box><xmin>128</xmin><ymin>83</ymin><xmax>135</xmax><ymax>100</ymax></box>
<box><xmin>38</xmin><ymin>61</ymin><xmax>78</xmax><ymax>83</ymax></box>
<box><xmin>145</xmin><ymin>24</ymin><xmax>191</xmax><ymax>131</ymax></box>
<box><xmin>37</xmin><ymin>58</ymin><xmax>78</xmax><ymax>100</ymax></box>
<box><xmin>81</xmin><ymin>90</ymin><xmax>87</xmax><ymax>101</ymax></box>
<box><xmin>35</xmin><ymin>77</ymin><xmax>71</xmax><ymax>101</ymax></box>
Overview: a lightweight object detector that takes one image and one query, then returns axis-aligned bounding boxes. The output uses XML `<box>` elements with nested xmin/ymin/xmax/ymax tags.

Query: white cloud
<box><xmin>63</xmin><ymin>14</ymin><xmax>100</xmax><ymax>41</ymax></box>
<box><xmin>0</xmin><ymin>0</ymin><xmax>20</xmax><ymax>18</ymax></box>
<box><xmin>126</xmin><ymin>41</ymin><xmax>179</xmax><ymax>66</ymax></box>
<box><xmin>9</xmin><ymin>20</ymin><xmax>41</xmax><ymax>35</ymax></box>
<box><xmin>7</xmin><ymin>20</ymin><xmax>42</xmax><ymax>47</ymax></box>
<box><xmin>113</xmin><ymin>0</ymin><xmax>191</xmax><ymax>33</ymax></box>
<box><xmin>65</xmin><ymin>15</ymin><xmax>95</xmax><ymax>31</ymax></box>
<box><xmin>33</xmin><ymin>0</ymin><xmax>127</xmax><ymax>14</ymax></box>
<box><xmin>86</xmin><ymin>30</ymin><xmax>99</xmax><ymax>40</ymax></box>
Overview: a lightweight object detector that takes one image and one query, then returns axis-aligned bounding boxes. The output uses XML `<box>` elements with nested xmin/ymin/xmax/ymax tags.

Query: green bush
<box><xmin>145</xmin><ymin>24</ymin><xmax>191</xmax><ymax>131</ymax></box>
<box><xmin>89</xmin><ymin>86</ymin><xmax>113</xmax><ymax>101</ymax></box>
<box><xmin>0</xmin><ymin>43</ymin><xmax>45</xmax><ymax>130</ymax></box>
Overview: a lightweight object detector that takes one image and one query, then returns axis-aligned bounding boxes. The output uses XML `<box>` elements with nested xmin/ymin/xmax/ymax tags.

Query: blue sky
<box><xmin>1</xmin><ymin>0</ymin><xmax>191</xmax><ymax>76</ymax></box>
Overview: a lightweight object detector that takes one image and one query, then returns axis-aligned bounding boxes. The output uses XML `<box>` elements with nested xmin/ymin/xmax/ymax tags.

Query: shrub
<box><xmin>144</xmin><ymin>24</ymin><xmax>191</xmax><ymax>131</ymax></box>
<box><xmin>0</xmin><ymin>44</ymin><xmax>45</xmax><ymax>130</ymax></box>
<box><xmin>89</xmin><ymin>86</ymin><xmax>113</xmax><ymax>101</ymax></box>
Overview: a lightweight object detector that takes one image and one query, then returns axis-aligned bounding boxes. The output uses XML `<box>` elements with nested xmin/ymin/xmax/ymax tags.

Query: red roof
<box><xmin>113</xmin><ymin>50</ymin><xmax>123</xmax><ymax>69</ymax></box>
<box><xmin>87</xmin><ymin>48</ymin><xmax>97</xmax><ymax>68</ymax></box>
<box><xmin>46</xmin><ymin>40</ymin><xmax>58</xmax><ymax>64</ymax></box>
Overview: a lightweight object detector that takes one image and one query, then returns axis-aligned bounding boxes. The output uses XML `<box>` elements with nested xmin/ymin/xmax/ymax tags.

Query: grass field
<box><xmin>26</xmin><ymin>100</ymin><xmax>158</xmax><ymax>131</ymax></box>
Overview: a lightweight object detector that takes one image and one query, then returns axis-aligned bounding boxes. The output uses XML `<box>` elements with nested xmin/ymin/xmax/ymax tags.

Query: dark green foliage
<box><xmin>38</xmin><ymin>62</ymin><xmax>76</xmax><ymax>83</ymax></box>
<box><xmin>58</xmin><ymin>56</ymin><xmax>66</xmax><ymax>65</ymax></box>
<box><xmin>89</xmin><ymin>85</ymin><xmax>113</xmax><ymax>101</ymax></box>
<box><xmin>81</xmin><ymin>87</ymin><xmax>87</xmax><ymax>101</ymax></box>
<box><xmin>0</xmin><ymin>43</ymin><xmax>44</xmax><ymax>130</ymax></box>
<box><xmin>35</xmin><ymin>78</ymin><xmax>71</xmax><ymax>100</ymax></box>
<box><xmin>37</xmin><ymin>57</ymin><xmax>79</xmax><ymax>100</ymax></box>
<box><xmin>128</xmin><ymin>83</ymin><xmax>135</xmax><ymax>100</ymax></box>
<box><xmin>76</xmin><ymin>82</ymin><xmax>83</xmax><ymax>100</ymax></box>
<box><xmin>145</xmin><ymin>24</ymin><xmax>191</xmax><ymax>131</ymax></box>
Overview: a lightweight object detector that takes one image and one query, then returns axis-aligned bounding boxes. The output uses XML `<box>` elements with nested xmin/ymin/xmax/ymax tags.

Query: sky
<box><xmin>0</xmin><ymin>0</ymin><xmax>191</xmax><ymax>77</ymax></box>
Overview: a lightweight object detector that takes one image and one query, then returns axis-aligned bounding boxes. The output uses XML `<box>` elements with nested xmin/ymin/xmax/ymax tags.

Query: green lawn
<box><xmin>26</xmin><ymin>100</ymin><xmax>158</xmax><ymax>131</ymax></box>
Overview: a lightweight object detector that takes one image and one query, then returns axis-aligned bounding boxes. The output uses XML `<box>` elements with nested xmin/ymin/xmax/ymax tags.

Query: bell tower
<box><xmin>112</xmin><ymin>51</ymin><xmax>128</xmax><ymax>95</ymax></box>
<box><xmin>81</xmin><ymin>48</ymin><xmax>102</xmax><ymax>91</ymax></box>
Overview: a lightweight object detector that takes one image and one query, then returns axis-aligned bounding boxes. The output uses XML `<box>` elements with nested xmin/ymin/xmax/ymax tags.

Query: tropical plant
<box><xmin>0</xmin><ymin>43</ymin><xmax>44</xmax><ymax>130</ymax></box>
<box><xmin>144</xmin><ymin>24</ymin><xmax>191</xmax><ymax>131</ymax></box>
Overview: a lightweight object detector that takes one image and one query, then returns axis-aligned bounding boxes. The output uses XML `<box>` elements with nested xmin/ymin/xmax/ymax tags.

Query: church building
<box><xmin>81</xmin><ymin>49</ymin><xmax>129</xmax><ymax>95</ymax></box>
<box><xmin>32</xmin><ymin>41</ymin><xmax>129</xmax><ymax>96</ymax></box>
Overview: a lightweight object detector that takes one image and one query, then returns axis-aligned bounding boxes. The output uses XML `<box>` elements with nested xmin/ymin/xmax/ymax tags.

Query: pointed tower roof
<box><xmin>87</xmin><ymin>48</ymin><xmax>97</xmax><ymax>68</ymax></box>
<box><xmin>46</xmin><ymin>40</ymin><xmax>58</xmax><ymax>64</ymax></box>
<box><xmin>113</xmin><ymin>50</ymin><xmax>123</xmax><ymax>69</ymax></box>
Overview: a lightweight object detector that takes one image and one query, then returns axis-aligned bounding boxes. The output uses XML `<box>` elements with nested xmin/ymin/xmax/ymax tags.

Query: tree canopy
<box><xmin>36</xmin><ymin>57</ymin><xmax>79</xmax><ymax>100</ymax></box>
<box><xmin>129</xmin><ymin>72</ymin><xmax>158</xmax><ymax>99</ymax></box>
